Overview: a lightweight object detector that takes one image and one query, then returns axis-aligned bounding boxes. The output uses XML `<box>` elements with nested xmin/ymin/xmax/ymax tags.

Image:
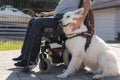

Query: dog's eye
<box><xmin>66</xmin><ymin>16</ymin><xmax>70</xmax><ymax>18</ymax></box>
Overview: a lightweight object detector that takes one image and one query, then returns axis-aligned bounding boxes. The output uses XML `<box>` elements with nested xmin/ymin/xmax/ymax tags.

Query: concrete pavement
<box><xmin>0</xmin><ymin>44</ymin><xmax>120</xmax><ymax>80</ymax></box>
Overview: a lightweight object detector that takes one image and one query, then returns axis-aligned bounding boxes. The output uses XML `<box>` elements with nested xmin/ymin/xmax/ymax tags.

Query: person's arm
<box><xmin>36</xmin><ymin>11</ymin><xmax>55</xmax><ymax>17</ymax></box>
<box><xmin>70</xmin><ymin>0</ymin><xmax>91</xmax><ymax>30</ymax></box>
<box><xmin>81</xmin><ymin>0</ymin><xmax>91</xmax><ymax>20</ymax></box>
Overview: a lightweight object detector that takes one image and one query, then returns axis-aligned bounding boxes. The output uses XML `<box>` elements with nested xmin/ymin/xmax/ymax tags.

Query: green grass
<box><xmin>0</xmin><ymin>40</ymin><xmax>119</xmax><ymax>51</ymax></box>
<box><xmin>0</xmin><ymin>41</ymin><xmax>23</xmax><ymax>50</ymax></box>
<box><xmin>106</xmin><ymin>40</ymin><xmax>120</xmax><ymax>44</ymax></box>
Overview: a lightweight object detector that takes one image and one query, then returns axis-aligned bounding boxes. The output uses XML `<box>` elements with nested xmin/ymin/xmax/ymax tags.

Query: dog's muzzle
<box><xmin>58</xmin><ymin>21</ymin><xmax>70</xmax><ymax>27</ymax></box>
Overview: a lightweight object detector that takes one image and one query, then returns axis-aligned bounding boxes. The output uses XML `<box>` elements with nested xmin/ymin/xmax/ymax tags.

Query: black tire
<box><xmin>63</xmin><ymin>48</ymin><xmax>71</xmax><ymax>67</ymax></box>
<box><xmin>39</xmin><ymin>58</ymin><xmax>52</xmax><ymax>73</ymax></box>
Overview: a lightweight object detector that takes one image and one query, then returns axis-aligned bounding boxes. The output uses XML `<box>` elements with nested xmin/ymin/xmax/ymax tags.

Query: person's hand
<box><xmin>36</xmin><ymin>12</ymin><xmax>49</xmax><ymax>17</ymax></box>
<box><xmin>70</xmin><ymin>18</ymin><xmax>84</xmax><ymax>31</ymax></box>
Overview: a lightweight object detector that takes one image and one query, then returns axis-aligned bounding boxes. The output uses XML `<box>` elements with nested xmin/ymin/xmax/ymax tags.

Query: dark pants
<box><xmin>21</xmin><ymin>16</ymin><xmax>61</xmax><ymax>61</ymax></box>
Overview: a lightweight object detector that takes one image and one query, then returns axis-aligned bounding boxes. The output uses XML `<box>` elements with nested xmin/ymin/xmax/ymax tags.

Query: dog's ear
<box><xmin>75</xmin><ymin>8</ymin><xmax>84</xmax><ymax>15</ymax></box>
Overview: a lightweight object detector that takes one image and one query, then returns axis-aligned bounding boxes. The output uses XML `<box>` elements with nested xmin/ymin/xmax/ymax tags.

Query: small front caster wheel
<box><xmin>39</xmin><ymin>58</ymin><xmax>52</xmax><ymax>73</ymax></box>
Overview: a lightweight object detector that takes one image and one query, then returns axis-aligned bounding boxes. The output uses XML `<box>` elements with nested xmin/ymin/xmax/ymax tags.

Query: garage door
<box><xmin>93</xmin><ymin>8</ymin><xmax>116</xmax><ymax>41</ymax></box>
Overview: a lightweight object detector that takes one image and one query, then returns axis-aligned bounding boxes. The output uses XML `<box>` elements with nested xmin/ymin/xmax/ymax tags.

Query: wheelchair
<box><xmin>23</xmin><ymin>26</ymin><xmax>71</xmax><ymax>73</ymax></box>
<box><xmin>38</xmin><ymin>27</ymin><xmax>71</xmax><ymax>73</ymax></box>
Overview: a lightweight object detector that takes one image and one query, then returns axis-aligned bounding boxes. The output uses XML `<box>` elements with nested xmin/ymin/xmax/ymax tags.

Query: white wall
<box><xmin>93</xmin><ymin>8</ymin><xmax>116</xmax><ymax>41</ymax></box>
<box><xmin>115</xmin><ymin>7</ymin><xmax>120</xmax><ymax>39</ymax></box>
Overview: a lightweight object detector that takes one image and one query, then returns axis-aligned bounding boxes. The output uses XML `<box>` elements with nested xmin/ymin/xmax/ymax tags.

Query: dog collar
<box><xmin>66</xmin><ymin>31</ymin><xmax>93</xmax><ymax>39</ymax></box>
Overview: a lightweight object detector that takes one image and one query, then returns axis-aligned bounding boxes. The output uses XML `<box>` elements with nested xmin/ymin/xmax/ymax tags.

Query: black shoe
<box><xmin>14</xmin><ymin>60</ymin><xmax>36</xmax><ymax>68</ymax></box>
<box><xmin>12</xmin><ymin>54</ymin><xmax>23</xmax><ymax>61</ymax></box>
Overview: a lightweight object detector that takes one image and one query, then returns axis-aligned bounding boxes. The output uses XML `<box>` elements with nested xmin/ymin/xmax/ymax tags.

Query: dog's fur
<box><xmin>57</xmin><ymin>8</ymin><xmax>120</xmax><ymax>79</ymax></box>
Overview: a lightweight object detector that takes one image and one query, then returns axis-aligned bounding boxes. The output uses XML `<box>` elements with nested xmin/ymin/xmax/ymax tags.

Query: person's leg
<box><xmin>21</xmin><ymin>18</ymin><xmax>36</xmax><ymax>55</ymax></box>
<box><xmin>13</xmin><ymin>18</ymin><xmax>35</xmax><ymax>61</ymax></box>
<box><xmin>14</xmin><ymin>17</ymin><xmax>59</xmax><ymax>67</ymax></box>
<box><xmin>23</xmin><ymin>18</ymin><xmax>59</xmax><ymax>61</ymax></box>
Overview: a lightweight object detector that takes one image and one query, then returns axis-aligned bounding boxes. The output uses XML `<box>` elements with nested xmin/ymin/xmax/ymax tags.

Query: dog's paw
<box><xmin>93</xmin><ymin>75</ymin><xmax>102</xmax><ymax>80</ymax></box>
<box><xmin>57</xmin><ymin>74</ymin><xmax>67</xmax><ymax>78</ymax></box>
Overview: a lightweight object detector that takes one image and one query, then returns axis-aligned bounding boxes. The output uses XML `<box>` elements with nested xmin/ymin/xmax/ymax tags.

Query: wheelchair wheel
<box><xmin>39</xmin><ymin>58</ymin><xmax>51</xmax><ymax>73</ymax></box>
<box><xmin>63</xmin><ymin>48</ymin><xmax>71</xmax><ymax>67</ymax></box>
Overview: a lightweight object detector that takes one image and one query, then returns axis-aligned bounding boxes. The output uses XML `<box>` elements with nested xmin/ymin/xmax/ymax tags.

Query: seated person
<box><xmin>13</xmin><ymin>0</ymin><xmax>93</xmax><ymax>67</ymax></box>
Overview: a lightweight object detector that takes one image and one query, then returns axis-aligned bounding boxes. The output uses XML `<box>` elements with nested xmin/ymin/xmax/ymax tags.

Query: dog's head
<box><xmin>59</xmin><ymin>8</ymin><xmax>87</xmax><ymax>35</ymax></box>
<box><xmin>59</xmin><ymin>8</ymin><xmax>84</xmax><ymax>27</ymax></box>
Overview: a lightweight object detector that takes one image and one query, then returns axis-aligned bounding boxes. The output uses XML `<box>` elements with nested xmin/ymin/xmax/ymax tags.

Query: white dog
<box><xmin>57</xmin><ymin>8</ymin><xmax>120</xmax><ymax>79</ymax></box>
